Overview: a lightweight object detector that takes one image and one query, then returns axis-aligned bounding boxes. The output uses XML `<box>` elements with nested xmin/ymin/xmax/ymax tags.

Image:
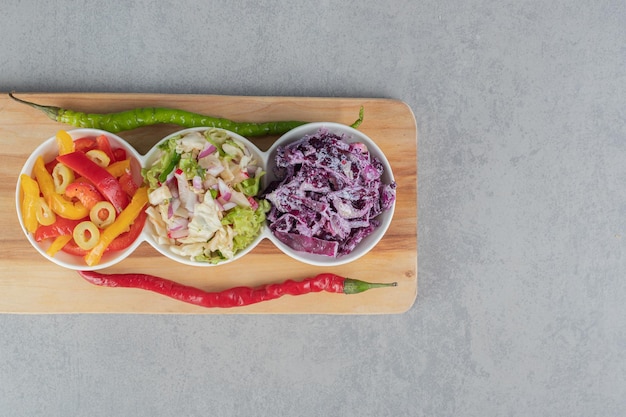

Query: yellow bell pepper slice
<box><xmin>49</xmin><ymin>194</ymin><xmax>89</xmax><ymax>220</ymax></box>
<box><xmin>33</xmin><ymin>156</ymin><xmax>55</xmax><ymax>198</ymax></box>
<box><xmin>84</xmin><ymin>186</ymin><xmax>148</xmax><ymax>266</ymax></box>
<box><xmin>56</xmin><ymin>130</ymin><xmax>74</xmax><ymax>155</ymax></box>
<box><xmin>105</xmin><ymin>159</ymin><xmax>130</xmax><ymax>178</ymax></box>
<box><xmin>20</xmin><ymin>174</ymin><xmax>40</xmax><ymax>233</ymax></box>
<box><xmin>33</xmin><ymin>156</ymin><xmax>89</xmax><ymax>219</ymax></box>
<box><xmin>46</xmin><ymin>235</ymin><xmax>72</xmax><ymax>257</ymax></box>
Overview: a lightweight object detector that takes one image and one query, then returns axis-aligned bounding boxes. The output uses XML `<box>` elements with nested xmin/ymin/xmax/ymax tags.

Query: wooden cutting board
<box><xmin>0</xmin><ymin>93</ymin><xmax>417</xmax><ymax>314</ymax></box>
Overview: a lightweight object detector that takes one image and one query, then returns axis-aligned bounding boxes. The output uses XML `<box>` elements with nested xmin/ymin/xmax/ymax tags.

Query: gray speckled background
<box><xmin>1</xmin><ymin>0</ymin><xmax>625</xmax><ymax>416</ymax></box>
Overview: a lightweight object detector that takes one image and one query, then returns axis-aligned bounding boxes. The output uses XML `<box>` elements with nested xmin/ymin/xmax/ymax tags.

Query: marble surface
<box><xmin>1</xmin><ymin>0</ymin><xmax>625</xmax><ymax>416</ymax></box>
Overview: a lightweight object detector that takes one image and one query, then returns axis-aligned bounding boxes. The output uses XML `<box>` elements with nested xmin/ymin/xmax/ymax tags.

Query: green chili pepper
<box><xmin>9</xmin><ymin>93</ymin><xmax>364</xmax><ymax>135</ymax></box>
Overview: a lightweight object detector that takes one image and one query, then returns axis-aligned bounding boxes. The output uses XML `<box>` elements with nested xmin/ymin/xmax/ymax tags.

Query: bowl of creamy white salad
<box><xmin>142</xmin><ymin>127</ymin><xmax>269</xmax><ymax>266</ymax></box>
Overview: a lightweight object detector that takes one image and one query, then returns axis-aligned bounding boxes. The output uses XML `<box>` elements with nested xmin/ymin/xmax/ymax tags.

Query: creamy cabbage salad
<box><xmin>143</xmin><ymin>129</ymin><xmax>268</xmax><ymax>263</ymax></box>
<box><xmin>263</xmin><ymin>128</ymin><xmax>396</xmax><ymax>258</ymax></box>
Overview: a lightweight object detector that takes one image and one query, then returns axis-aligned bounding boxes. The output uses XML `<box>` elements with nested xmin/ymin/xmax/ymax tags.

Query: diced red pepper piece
<box><xmin>56</xmin><ymin>151</ymin><xmax>130</xmax><ymax>213</ymax></box>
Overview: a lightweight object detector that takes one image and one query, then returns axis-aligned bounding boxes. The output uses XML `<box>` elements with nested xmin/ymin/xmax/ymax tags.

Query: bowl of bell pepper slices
<box><xmin>16</xmin><ymin>129</ymin><xmax>148</xmax><ymax>270</ymax></box>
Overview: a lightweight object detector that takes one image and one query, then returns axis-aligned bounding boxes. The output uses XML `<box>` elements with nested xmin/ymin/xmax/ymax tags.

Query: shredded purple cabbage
<box><xmin>263</xmin><ymin>128</ymin><xmax>396</xmax><ymax>257</ymax></box>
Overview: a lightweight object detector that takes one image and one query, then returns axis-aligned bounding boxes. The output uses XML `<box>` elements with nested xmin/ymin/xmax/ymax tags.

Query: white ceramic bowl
<box><xmin>263</xmin><ymin>122</ymin><xmax>396</xmax><ymax>266</ymax></box>
<box><xmin>16</xmin><ymin>129</ymin><xmax>145</xmax><ymax>270</ymax></box>
<box><xmin>141</xmin><ymin>127</ymin><xmax>267</xmax><ymax>267</ymax></box>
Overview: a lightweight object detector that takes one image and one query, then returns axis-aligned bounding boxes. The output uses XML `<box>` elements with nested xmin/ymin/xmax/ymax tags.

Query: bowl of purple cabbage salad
<box><xmin>263</xmin><ymin>122</ymin><xmax>396</xmax><ymax>266</ymax></box>
<box><xmin>142</xmin><ymin>127</ymin><xmax>269</xmax><ymax>266</ymax></box>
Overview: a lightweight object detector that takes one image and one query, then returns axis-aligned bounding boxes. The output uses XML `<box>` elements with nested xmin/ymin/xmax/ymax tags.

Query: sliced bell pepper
<box><xmin>34</xmin><ymin>156</ymin><xmax>89</xmax><ymax>219</ymax></box>
<box><xmin>61</xmin><ymin>209</ymin><xmax>146</xmax><ymax>256</ymax></box>
<box><xmin>113</xmin><ymin>148</ymin><xmax>126</xmax><ymax>161</ymax></box>
<box><xmin>33</xmin><ymin>156</ymin><xmax>55</xmax><ymax>199</ymax></box>
<box><xmin>56</xmin><ymin>130</ymin><xmax>74</xmax><ymax>155</ymax></box>
<box><xmin>84</xmin><ymin>186</ymin><xmax>148</xmax><ymax>266</ymax></box>
<box><xmin>73</xmin><ymin>137</ymin><xmax>97</xmax><ymax>153</ymax></box>
<box><xmin>45</xmin><ymin>159</ymin><xmax>58</xmax><ymax>174</ymax></box>
<box><xmin>56</xmin><ymin>151</ymin><xmax>129</xmax><ymax>213</ymax></box>
<box><xmin>96</xmin><ymin>134</ymin><xmax>116</xmax><ymax>163</ymax></box>
<box><xmin>118</xmin><ymin>171</ymin><xmax>139</xmax><ymax>197</ymax></box>
<box><xmin>49</xmin><ymin>194</ymin><xmax>90</xmax><ymax>220</ymax></box>
<box><xmin>46</xmin><ymin>235</ymin><xmax>73</xmax><ymax>257</ymax></box>
<box><xmin>64</xmin><ymin>181</ymin><xmax>104</xmax><ymax>210</ymax></box>
<box><xmin>34</xmin><ymin>217</ymin><xmax>83</xmax><ymax>242</ymax></box>
<box><xmin>106</xmin><ymin>159</ymin><xmax>131</xmax><ymax>178</ymax></box>
<box><xmin>20</xmin><ymin>174</ymin><xmax>41</xmax><ymax>233</ymax></box>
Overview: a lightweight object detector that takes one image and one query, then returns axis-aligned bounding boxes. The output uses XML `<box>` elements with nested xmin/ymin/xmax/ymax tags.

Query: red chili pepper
<box><xmin>77</xmin><ymin>271</ymin><xmax>397</xmax><ymax>308</ymax></box>
<box><xmin>57</xmin><ymin>151</ymin><xmax>129</xmax><ymax>213</ymax></box>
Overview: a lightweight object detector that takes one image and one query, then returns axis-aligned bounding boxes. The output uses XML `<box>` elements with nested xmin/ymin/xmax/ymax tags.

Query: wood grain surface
<box><xmin>0</xmin><ymin>93</ymin><xmax>417</xmax><ymax>314</ymax></box>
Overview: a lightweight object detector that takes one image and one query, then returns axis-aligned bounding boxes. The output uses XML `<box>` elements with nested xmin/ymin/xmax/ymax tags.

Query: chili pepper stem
<box><xmin>342</xmin><ymin>278</ymin><xmax>397</xmax><ymax>295</ymax></box>
<box><xmin>9</xmin><ymin>92</ymin><xmax>61</xmax><ymax>122</ymax></box>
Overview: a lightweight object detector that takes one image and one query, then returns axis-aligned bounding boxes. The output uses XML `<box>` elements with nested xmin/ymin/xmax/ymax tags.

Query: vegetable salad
<box><xmin>143</xmin><ymin>129</ymin><xmax>268</xmax><ymax>264</ymax></box>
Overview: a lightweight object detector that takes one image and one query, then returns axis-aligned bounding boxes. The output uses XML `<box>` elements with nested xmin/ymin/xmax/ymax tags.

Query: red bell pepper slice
<box><xmin>73</xmin><ymin>137</ymin><xmax>98</xmax><ymax>153</ymax></box>
<box><xmin>56</xmin><ymin>151</ymin><xmax>129</xmax><ymax>213</ymax></box>
<box><xmin>118</xmin><ymin>171</ymin><xmax>139</xmax><ymax>197</ymax></box>
<box><xmin>64</xmin><ymin>181</ymin><xmax>105</xmax><ymax>210</ymax></box>
<box><xmin>113</xmin><ymin>148</ymin><xmax>126</xmax><ymax>161</ymax></box>
<box><xmin>34</xmin><ymin>217</ymin><xmax>83</xmax><ymax>242</ymax></box>
<box><xmin>60</xmin><ymin>209</ymin><xmax>147</xmax><ymax>255</ymax></box>
<box><xmin>45</xmin><ymin>159</ymin><xmax>58</xmax><ymax>174</ymax></box>
<box><xmin>96</xmin><ymin>134</ymin><xmax>116</xmax><ymax>163</ymax></box>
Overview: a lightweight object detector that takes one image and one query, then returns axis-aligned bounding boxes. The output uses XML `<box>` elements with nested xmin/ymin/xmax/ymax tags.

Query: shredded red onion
<box><xmin>198</xmin><ymin>143</ymin><xmax>217</xmax><ymax>159</ymax></box>
<box><xmin>217</xmin><ymin>178</ymin><xmax>231</xmax><ymax>201</ymax></box>
<box><xmin>192</xmin><ymin>175</ymin><xmax>203</xmax><ymax>190</ymax></box>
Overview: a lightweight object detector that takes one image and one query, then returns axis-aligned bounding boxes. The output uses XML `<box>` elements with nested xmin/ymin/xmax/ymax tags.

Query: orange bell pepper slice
<box><xmin>106</xmin><ymin>159</ymin><xmax>131</xmax><ymax>178</ymax></box>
